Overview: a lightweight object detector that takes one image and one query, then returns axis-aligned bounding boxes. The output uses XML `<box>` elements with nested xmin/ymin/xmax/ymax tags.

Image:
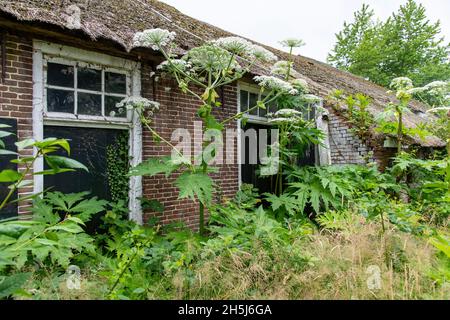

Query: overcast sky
<box><xmin>160</xmin><ymin>0</ymin><xmax>450</xmax><ymax>63</ymax></box>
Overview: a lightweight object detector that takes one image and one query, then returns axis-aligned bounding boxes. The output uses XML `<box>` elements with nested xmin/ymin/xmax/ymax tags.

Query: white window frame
<box><xmin>43</xmin><ymin>57</ymin><xmax>131</xmax><ymax>122</ymax></box>
<box><xmin>32</xmin><ymin>40</ymin><xmax>144</xmax><ymax>224</ymax></box>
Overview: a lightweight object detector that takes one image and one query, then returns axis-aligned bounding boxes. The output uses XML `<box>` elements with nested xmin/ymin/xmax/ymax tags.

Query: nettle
<box><xmin>120</xmin><ymin>29</ymin><xmax>320</xmax><ymax>235</ymax></box>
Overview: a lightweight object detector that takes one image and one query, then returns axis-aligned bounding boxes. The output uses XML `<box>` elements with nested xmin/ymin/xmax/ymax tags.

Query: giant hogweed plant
<box><xmin>119</xmin><ymin>29</ymin><xmax>320</xmax><ymax>235</ymax></box>
<box><xmin>376</xmin><ymin>77</ymin><xmax>432</xmax><ymax>154</ymax></box>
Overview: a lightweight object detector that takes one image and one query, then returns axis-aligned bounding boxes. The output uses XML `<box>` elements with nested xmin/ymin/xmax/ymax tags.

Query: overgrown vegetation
<box><xmin>0</xmin><ymin>23</ymin><xmax>449</xmax><ymax>301</ymax></box>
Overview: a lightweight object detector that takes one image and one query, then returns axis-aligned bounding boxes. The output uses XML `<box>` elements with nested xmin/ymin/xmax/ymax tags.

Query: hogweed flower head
<box><xmin>271</xmin><ymin>60</ymin><xmax>293</xmax><ymax>76</ymax></box>
<box><xmin>133</xmin><ymin>28</ymin><xmax>176</xmax><ymax>50</ymax></box>
<box><xmin>114</xmin><ymin>96</ymin><xmax>160</xmax><ymax>117</ymax></box>
<box><xmin>212</xmin><ymin>36</ymin><xmax>253</xmax><ymax>56</ymax></box>
<box><xmin>280</xmin><ymin>38</ymin><xmax>305</xmax><ymax>49</ymax></box>
<box><xmin>254</xmin><ymin>75</ymin><xmax>296</xmax><ymax>94</ymax></box>
<box><xmin>390</xmin><ymin>77</ymin><xmax>414</xmax><ymax>91</ymax></box>
<box><xmin>250</xmin><ymin>44</ymin><xmax>278</xmax><ymax>62</ymax></box>
<box><xmin>290</xmin><ymin>78</ymin><xmax>309</xmax><ymax>93</ymax></box>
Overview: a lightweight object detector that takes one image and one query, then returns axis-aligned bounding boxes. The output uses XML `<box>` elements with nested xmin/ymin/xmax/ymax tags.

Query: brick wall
<box><xmin>327</xmin><ymin>108</ymin><xmax>375</xmax><ymax>165</ymax></box>
<box><xmin>141</xmin><ymin>67</ymin><xmax>239</xmax><ymax>230</ymax></box>
<box><xmin>0</xmin><ymin>33</ymin><xmax>34</xmax><ymax>215</ymax></box>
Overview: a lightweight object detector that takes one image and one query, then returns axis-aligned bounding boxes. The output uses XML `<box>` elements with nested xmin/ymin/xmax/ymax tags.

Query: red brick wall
<box><xmin>141</xmin><ymin>66</ymin><xmax>239</xmax><ymax>229</ymax></box>
<box><xmin>0</xmin><ymin>33</ymin><xmax>34</xmax><ymax>215</ymax></box>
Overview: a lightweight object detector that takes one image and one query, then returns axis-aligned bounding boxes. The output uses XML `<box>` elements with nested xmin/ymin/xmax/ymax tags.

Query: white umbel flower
<box><xmin>274</xmin><ymin>109</ymin><xmax>302</xmax><ymax>117</ymax></box>
<box><xmin>157</xmin><ymin>59</ymin><xmax>191</xmax><ymax>72</ymax></box>
<box><xmin>254</xmin><ymin>75</ymin><xmax>295</xmax><ymax>94</ymax></box>
<box><xmin>250</xmin><ymin>45</ymin><xmax>278</xmax><ymax>62</ymax></box>
<box><xmin>390</xmin><ymin>77</ymin><xmax>413</xmax><ymax>90</ymax></box>
<box><xmin>271</xmin><ymin>60</ymin><xmax>293</xmax><ymax>76</ymax></box>
<box><xmin>212</xmin><ymin>36</ymin><xmax>253</xmax><ymax>56</ymax></box>
<box><xmin>279</xmin><ymin>38</ymin><xmax>305</xmax><ymax>49</ymax></box>
<box><xmin>132</xmin><ymin>28</ymin><xmax>176</xmax><ymax>50</ymax></box>
<box><xmin>290</xmin><ymin>79</ymin><xmax>309</xmax><ymax>92</ymax></box>
<box><xmin>115</xmin><ymin>96</ymin><xmax>160</xmax><ymax>116</ymax></box>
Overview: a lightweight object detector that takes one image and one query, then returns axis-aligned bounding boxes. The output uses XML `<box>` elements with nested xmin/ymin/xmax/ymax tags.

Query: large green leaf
<box><xmin>0</xmin><ymin>272</ymin><xmax>31</xmax><ymax>299</ymax></box>
<box><xmin>0</xmin><ymin>169</ymin><xmax>21</xmax><ymax>183</ymax></box>
<box><xmin>129</xmin><ymin>157</ymin><xmax>178</xmax><ymax>177</ymax></box>
<box><xmin>175</xmin><ymin>172</ymin><xmax>214</xmax><ymax>205</ymax></box>
<box><xmin>44</xmin><ymin>155</ymin><xmax>88</xmax><ymax>172</ymax></box>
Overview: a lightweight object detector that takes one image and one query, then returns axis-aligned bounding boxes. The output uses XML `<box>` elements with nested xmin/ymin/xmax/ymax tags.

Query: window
<box><xmin>44</xmin><ymin>60</ymin><xmax>129</xmax><ymax>119</ymax></box>
<box><xmin>239</xmin><ymin>86</ymin><xmax>277</xmax><ymax>120</ymax></box>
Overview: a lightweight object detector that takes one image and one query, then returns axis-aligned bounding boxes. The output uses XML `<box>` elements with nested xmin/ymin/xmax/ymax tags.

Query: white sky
<box><xmin>160</xmin><ymin>0</ymin><xmax>450</xmax><ymax>63</ymax></box>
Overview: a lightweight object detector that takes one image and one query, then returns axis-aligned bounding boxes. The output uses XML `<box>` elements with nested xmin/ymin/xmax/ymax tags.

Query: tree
<box><xmin>328</xmin><ymin>0</ymin><xmax>450</xmax><ymax>89</ymax></box>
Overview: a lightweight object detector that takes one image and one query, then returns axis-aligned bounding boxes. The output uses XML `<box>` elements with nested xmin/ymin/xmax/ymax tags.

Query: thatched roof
<box><xmin>0</xmin><ymin>0</ymin><xmax>445</xmax><ymax>147</ymax></box>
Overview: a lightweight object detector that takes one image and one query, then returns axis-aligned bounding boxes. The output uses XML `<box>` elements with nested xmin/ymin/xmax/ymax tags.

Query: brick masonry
<box><xmin>141</xmin><ymin>69</ymin><xmax>239</xmax><ymax>229</ymax></box>
<box><xmin>0</xmin><ymin>33</ymin><xmax>34</xmax><ymax>214</ymax></box>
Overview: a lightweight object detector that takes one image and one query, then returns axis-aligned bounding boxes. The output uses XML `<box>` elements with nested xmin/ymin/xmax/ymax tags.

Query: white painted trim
<box><xmin>32</xmin><ymin>40</ymin><xmax>143</xmax><ymax>223</ymax></box>
<box><xmin>32</xmin><ymin>48</ymin><xmax>44</xmax><ymax>195</ymax></box>
<box><xmin>128</xmin><ymin>68</ymin><xmax>143</xmax><ymax>224</ymax></box>
<box><xmin>34</xmin><ymin>41</ymin><xmax>137</xmax><ymax>71</ymax></box>
<box><xmin>237</xmin><ymin>82</ymin><xmax>242</xmax><ymax>188</ymax></box>
<box><xmin>316</xmin><ymin>100</ymin><xmax>332</xmax><ymax>166</ymax></box>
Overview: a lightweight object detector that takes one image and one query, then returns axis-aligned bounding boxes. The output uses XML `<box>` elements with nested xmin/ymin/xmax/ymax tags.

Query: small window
<box><xmin>45</xmin><ymin>61</ymin><xmax>129</xmax><ymax>118</ymax></box>
<box><xmin>240</xmin><ymin>88</ymin><xmax>277</xmax><ymax>119</ymax></box>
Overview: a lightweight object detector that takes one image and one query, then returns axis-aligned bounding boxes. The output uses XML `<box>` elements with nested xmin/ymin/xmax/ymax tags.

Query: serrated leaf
<box><xmin>129</xmin><ymin>157</ymin><xmax>178</xmax><ymax>177</ymax></box>
<box><xmin>175</xmin><ymin>172</ymin><xmax>213</xmax><ymax>205</ymax></box>
<box><xmin>0</xmin><ymin>273</ymin><xmax>31</xmax><ymax>298</ymax></box>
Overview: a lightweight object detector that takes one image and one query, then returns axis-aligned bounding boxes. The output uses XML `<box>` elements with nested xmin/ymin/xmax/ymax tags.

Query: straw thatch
<box><xmin>0</xmin><ymin>0</ymin><xmax>445</xmax><ymax>147</ymax></box>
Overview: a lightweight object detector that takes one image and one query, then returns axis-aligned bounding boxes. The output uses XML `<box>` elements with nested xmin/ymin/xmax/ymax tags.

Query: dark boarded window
<box><xmin>0</xmin><ymin>118</ymin><xmax>18</xmax><ymax>219</ymax></box>
<box><xmin>44</xmin><ymin>126</ymin><xmax>127</xmax><ymax>231</ymax></box>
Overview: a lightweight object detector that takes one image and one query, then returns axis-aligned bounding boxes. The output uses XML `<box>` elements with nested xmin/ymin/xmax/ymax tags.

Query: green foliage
<box><xmin>328</xmin><ymin>0</ymin><xmax>450</xmax><ymax>91</ymax></box>
<box><xmin>0</xmin><ymin>193</ymin><xmax>100</xmax><ymax>271</ymax></box>
<box><xmin>0</xmin><ymin>272</ymin><xmax>31</xmax><ymax>299</ymax></box>
<box><xmin>329</xmin><ymin>90</ymin><xmax>374</xmax><ymax>141</ymax></box>
<box><xmin>106</xmin><ymin>132</ymin><xmax>130</xmax><ymax>203</ymax></box>
<box><xmin>175</xmin><ymin>172</ymin><xmax>214</xmax><ymax>206</ymax></box>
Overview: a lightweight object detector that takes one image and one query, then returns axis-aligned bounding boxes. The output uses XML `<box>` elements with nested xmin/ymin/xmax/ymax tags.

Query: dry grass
<box><xmin>173</xmin><ymin>220</ymin><xmax>448</xmax><ymax>300</ymax></box>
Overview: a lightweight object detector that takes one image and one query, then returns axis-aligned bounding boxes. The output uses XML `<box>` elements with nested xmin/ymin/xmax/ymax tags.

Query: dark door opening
<box><xmin>0</xmin><ymin>118</ymin><xmax>18</xmax><ymax>220</ymax></box>
<box><xmin>44</xmin><ymin>125</ymin><xmax>129</xmax><ymax>230</ymax></box>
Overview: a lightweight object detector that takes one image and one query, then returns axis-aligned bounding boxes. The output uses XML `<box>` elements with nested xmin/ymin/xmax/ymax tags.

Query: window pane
<box><xmin>240</xmin><ymin>90</ymin><xmax>248</xmax><ymax>112</ymax></box>
<box><xmin>268</xmin><ymin>102</ymin><xmax>278</xmax><ymax>114</ymax></box>
<box><xmin>78</xmin><ymin>67</ymin><xmax>102</xmax><ymax>91</ymax></box>
<box><xmin>105</xmin><ymin>96</ymin><xmax>127</xmax><ymax>118</ymax></box>
<box><xmin>47</xmin><ymin>89</ymin><xmax>74</xmax><ymax>113</ymax></box>
<box><xmin>47</xmin><ymin>63</ymin><xmax>74</xmax><ymax>88</ymax></box>
<box><xmin>249</xmin><ymin>93</ymin><xmax>258</xmax><ymax>116</ymax></box>
<box><xmin>105</xmin><ymin>72</ymin><xmax>126</xmax><ymax>94</ymax></box>
<box><xmin>77</xmin><ymin>92</ymin><xmax>101</xmax><ymax>116</ymax></box>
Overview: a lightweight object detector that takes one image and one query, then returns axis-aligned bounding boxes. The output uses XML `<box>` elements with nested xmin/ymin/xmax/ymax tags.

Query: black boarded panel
<box><xmin>0</xmin><ymin>118</ymin><xmax>18</xmax><ymax>220</ymax></box>
<box><xmin>44</xmin><ymin>126</ymin><xmax>126</xmax><ymax>231</ymax></box>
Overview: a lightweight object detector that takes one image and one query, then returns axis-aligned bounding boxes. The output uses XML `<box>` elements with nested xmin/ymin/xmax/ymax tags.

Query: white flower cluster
<box><xmin>251</xmin><ymin>44</ymin><xmax>278</xmax><ymax>62</ymax></box>
<box><xmin>267</xmin><ymin>108</ymin><xmax>304</xmax><ymax>125</ymax></box>
<box><xmin>157</xmin><ymin>59</ymin><xmax>191</xmax><ymax>73</ymax></box>
<box><xmin>290</xmin><ymin>78</ymin><xmax>309</xmax><ymax>93</ymax></box>
<box><xmin>271</xmin><ymin>60</ymin><xmax>293</xmax><ymax>76</ymax></box>
<box><xmin>301</xmin><ymin>94</ymin><xmax>321</xmax><ymax>103</ymax></box>
<box><xmin>133</xmin><ymin>28</ymin><xmax>176</xmax><ymax>50</ymax></box>
<box><xmin>390</xmin><ymin>77</ymin><xmax>414</xmax><ymax>90</ymax></box>
<box><xmin>211</xmin><ymin>37</ymin><xmax>253</xmax><ymax>55</ymax></box>
<box><xmin>212</xmin><ymin>36</ymin><xmax>278</xmax><ymax>62</ymax></box>
<box><xmin>113</xmin><ymin>96</ymin><xmax>160</xmax><ymax>117</ymax></box>
<box><xmin>423</xmin><ymin>81</ymin><xmax>449</xmax><ymax>97</ymax></box>
<box><xmin>279</xmin><ymin>38</ymin><xmax>305</xmax><ymax>49</ymax></box>
<box><xmin>254</xmin><ymin>75</ymin><xmax>297</xmax><ymax>95</ymax></box>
